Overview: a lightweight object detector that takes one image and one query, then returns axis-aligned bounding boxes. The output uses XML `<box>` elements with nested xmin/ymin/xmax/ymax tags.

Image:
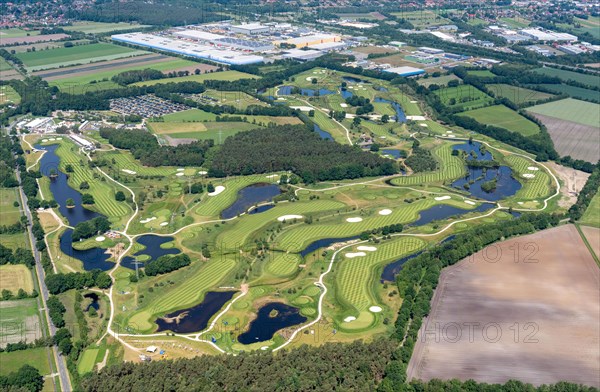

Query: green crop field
<box><xmin>265</xmin><ymin>252</ymin><xmax>302</xmax><ymax>278</ymax></box>
<box><xmin>392</xmin><ymin>143</ymin><xmax>465</xmax><ymax>186</ymax></box>
<box><xmin>526</xmin><ymin>98</ymin><xmax>599</xmax><ymax>127</ymax></box>
<box><xmin>0</xmin><ymin>298</ymin><xmax>41</xmax><ymax>344</ymax></box>
<box><xmin>152</xmin><ymin>122</ymin><xmax>260</xmax><ymax>144</ymax></box>
<box><xmin>532</xmin><ymin>67</ymin><xmax>600</xmax><ymax>88</ymax></box>
<box><xmin>487</xmin><ymin>84</ymin><xmax>554</xmax><ymax>105</ymax></box>
<box><xmin>499</xmin><ymin>17</ymin><xmax>530</xmax><ymax>29</ymax></box>
<box><xmin>529</xmin><ymin>84</ymin><xmax>600</xmax><ymax>103</ymax></box>
<box><xmin>336</xmin><ymin>237</ymin><xmax>425</xmax><ymax>311</ymax></box>
<box><xmin>467</xmin><ymin>70</ymin><xmax>495</xmax><ymax>78</ymax></box>
<box><xmin>0</xmin><ymin>348</ymin><xmax>51</xmax><ymax>376</ymax></box>
<box><xmin>0</xmin><ymin>28</ymin><xmax>40</xmax><ymax>38</ymax></box>
<box><xmin>417</xmin><ymin>74</ymin><xmax>460</xmax><ymax>87</ymax></box>
<box><xmin>0</xmin><ymin>187</ymin><xmax>22</xmax><ymax>225</ymax></box>
<box><xmin>390</xmin><ymin>10</ymin><xmax>451</xmax><ymax>27</ymax></box>
<box><xmin>132</xmin><ymin>71</ymin><xmax>258</xmax><ymax>87</ymax></box>
<box><xmin>128</xmin><ymin>256</ymin><xmax>237</xmax><ymax>331</ymax></box>
<box><xmin>433</xmin><ymin>85</ymin><xmax>494</xmax><ymax>111</ymax></box>
<box><xmin>504</xmin><ymin>155</ymin><xmax>552</xmax><ymax>200</ymax></box>
<box><xmin>63</xmin><ymin>22</ymin><xmax>151</xmax><ymax>34</ymax></box>
<box><xmin>458</xmin><ymin>105</ymin><xmax>540</xmax><ymax>136</ymax></box>
<box><xmin>0</xmin><ymin>265</ymin><xmax>34</xmax><ymax>294</ymax></box>
<box><xmin>55</xmin><ymin>141</ymin><xmax>132</xmax><ymax>223</ymax></box>
<box><xmin>16</xmin><ymin>43</ymin><xmax>145</xmax><ymax>71</ymax></box>
<box><xmin>0</xmin><ymin>58</ymin><xmax>14</xmax><ymax>72</ymax></box>
<box><xmin>161</xmin><ymin>109</ymin><xmax>217</xmax><ymax>122</ymax></box>
<box><xmin>580</xmin><ymin>190</ymin><xmax>600</xmax><ymax>228</ymax></box>
<box><xmin>0</xmin><ymin>85</ymin><xmax>20</xmax><ymax>105</ymax></box>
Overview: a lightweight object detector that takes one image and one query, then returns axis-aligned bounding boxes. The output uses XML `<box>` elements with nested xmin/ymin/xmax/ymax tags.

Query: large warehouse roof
<box><xmin>174</xmin><ymin>29</ymin><xmax>227</xmax><ymax>41</ymax></box>
<box><xmin>384</xmin><ymin>66</ymin><xmax>425</xmax><ymax>77</ymax></box>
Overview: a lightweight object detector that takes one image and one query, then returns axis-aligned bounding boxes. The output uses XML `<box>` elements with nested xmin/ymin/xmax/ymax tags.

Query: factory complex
<box><xmin>112</xmin><ymin>22</ymin><xmax>347</xmax><ymax>65</ymax></box>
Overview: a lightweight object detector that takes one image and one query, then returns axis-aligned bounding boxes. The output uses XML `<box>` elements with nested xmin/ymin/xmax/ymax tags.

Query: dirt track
<box><xmin>408</xmin><ymin>224</ymin><xmax>600</xmax><ymax>387</ymax></box>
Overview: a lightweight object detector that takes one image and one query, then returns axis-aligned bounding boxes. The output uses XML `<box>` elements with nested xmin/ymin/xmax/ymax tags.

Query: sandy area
<box><xmin>277</xmin><ymin>214</ymin><xmax>303</xmax><ymax>222</ymax></box>
<box><xmin>122</xmin><ymin>169</ymin><xmax>136</xmax><ymax>175</ymax></box>
<box><xmin>464</xmin><ymin>200</ymin><xmax>476</xmax><ymax>205</ymax></box>
<box><xmin>343</xmin><ymin>316</ymin><xmax>356</xmax><ymax>322</ymax></box>
<box><xmin>345</xmin><ymin>252</ymin><xmax>366</xmax><ymax>258</ymax></box>
<box><xmin>357</xmin><ymin>246</ymin><xmax>377</xmax><ymax>252</ymax></box>
<box><xmin>547</xmin><ymin>162</ymin><xmax>590</xmax><ymax>208</ymax></box>
<box><xmin>346</xmin><ymin>217</ymin><xmax>363</xmax><ymax>223</ymax></box>
<box><xmin>369</xmin><ymin>306</ymin><xmax>382</xmax><ymax>313</ymax></box>
<box><xmin>379</xmin><ymin>209</ymin><xmax>392</xmax><ymax>215</ymax></box>
<box><xmin>408</xmin><ymin>225</ymin><xmax>600</xmax><ymax>387</ymax></box>
<box><xmin>522</xmin><ymin>173</ymin><xmax>535</xmax><ymax>178</ymax></box>
<box><xmin>140</xmin><ymin>217</ymin><xmax>156</xmax><ymax>224</ymax></box>
<box><xmin>434</xmin><ymin>196</ymin><xmax>451</xmax><ymax>201</ymax></box>
<box><xmin>207</xmin><ymin>185</ymin><xmax>225</xmax><ymax>196</ymax></box>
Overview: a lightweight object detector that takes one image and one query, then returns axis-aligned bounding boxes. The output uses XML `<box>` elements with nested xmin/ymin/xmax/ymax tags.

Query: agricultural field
<box><xmin>390</xmin><ymin>10</ymin><xmax>451</xmax><ymax>28</ymax></box>
<box><xmin>417</xmin><ymin>74</ymin><xmax>460</xmax><ymax>87</ymax></box>
<box><xmin>63</xmin><ymin>22</ymin><xmax>151</xmax><ymax>34</ymax></box>
<box><xmin>131</xmin><ymin>70</ymin><xmax>258</xmax><ymax>87</ymax></box>
<box><xmin>498</xmin><ymin>17</ymin><xmax>531</xmax><ymax>29</ymax></box>
<box><xmin>531</xmin><ymin>83</ymin><xmax>600</xmax><ymax>103</ymax></box>
<box><xmin>408</xmin><ymin>225</ymin><xmax>600</xmax><ymax>388</ymax></box>
<box><xmin>0</xmin><ymin>299</ymin><xmax>42</xmax><ymax>345</ymax></box>
<box><xmin>487</xmin><ymin>84</ymin><xmax>554</xmax><ymax>105</ymax></box>
<box><xmin>580</xmin><ymin>192</ymin><xmax>600</xmax><ymax>228</ymax></box>
<box><xmin>0</xmin><ymin>264</ymin><xmax>34</xmax><ymax>294</ymax></box>
<box><xmin>0</xmin><ymin>58</ymin><xmax>21</xmax><ymax>81</ymax></box>
<box><xmin>466</xmin><ymin>70</ymin><xmax>495</xmax><ymax>78</ymax></box>
<box><xmin>0</xmin><ymin>187</ymin><xmax>22</xmax><ymax>225</ymax></box>
<box><xmin>433</xmin><ymin>84</ymin><xmax>494</xmax><ymax>111</ymax></box>
<box><xmin>0</xmin><ymin>347</ymin><xmax>51</xmax><ymax>375</ymax></box>
<box><xmin>0</xmin><ymin>28</ymin><xmax>40</xmax><ymax>39</ymax></box>
<box><xmin>16</xmin><ymin>43</ymin><xmax>147</xmax><ymax>71</ymax></box>
<box><xmin>527</xmin><ymin>99</ymin><xmax>600</xmax><ymax>162</ymax></box>
<box><xmin>150</xmin><ymin>121</ymin><xmax>260</xmax><ymax>145</ymax></box>
<box><xmin>532</xmin><ymin>67</ymin><xmax>600</xmax><ymax>88</ymax></box>
<box><xmin>458</xmin><ymin>105</ymin><xmax>540</xmax><ymax>136</ymax></box>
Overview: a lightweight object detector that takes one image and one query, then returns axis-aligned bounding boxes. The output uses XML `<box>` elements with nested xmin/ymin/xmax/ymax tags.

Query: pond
<box><xmin>340</xmin><ymin>88</ymin><xmax>353</xmax><ymax>99</ymax></box>
<box><xmin>249</xmin><ymin>204</ymin><xmax>275</xmax><ymax>214</ymax></box>
<box><xmin>155</xmin><ymin>291</ymin><xmax>237</xmax><ymax>334</ymax></box>
<box><xmin>381</xmin><ymin>149</ymin><xmax>404</xmax><ymax>159</ymax></box>
<box><xmin>121</xmin><ymin>235</ymin><xmax>180</xmax><ymax>271</ymax></box>
<box><xmin>237</xmin><ymin>302</ymin><xmax>307</xmax><ymax>345</ymax></box>
<box><xmin>277</xmin><ymin>86</ymin><xmax>335</xmax><ymax>96</ymax></box>
<box><xmin>409</xmin><ymin>203</ymin><xmax>495</xmax><ymax>227</ymax></box>
<box><xmin>373</xmin><ymin>97</ymin><xmax>406</xmax><ymax>123</ymax></box>
<box><xmin>60</xmin><ymin>229</ymin><xmax>114</xmax><ymax>271</ymax></box>
<box><xmin>83</xmin><ymin>292</ymin><xmax>99</xmax><ymax>311</ymax></box>
<box><xmin>300</xmin><ymin>236</ymin><xmax>359</xmax><ymax>258</ymax></box>
<box><xmin>342</xmin><ymin>76</ymin><xmax>367</xmax><ymax>84</ymax></box>
<box><xmin>221</xmin><ymin>183</ymin><xmax>281</xmax><ymax>219</ymax></box>
<box><xmin>314</xmin><ymin>124</ymin><xmax>333</xmax><ymax>140</ymax></box>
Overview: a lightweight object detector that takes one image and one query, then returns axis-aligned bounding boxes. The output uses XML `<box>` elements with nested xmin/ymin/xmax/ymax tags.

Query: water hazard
<box><xmin>237</xmin><ymin>302</ymin><xmax>307</xmax><ymax>344</ymax></box>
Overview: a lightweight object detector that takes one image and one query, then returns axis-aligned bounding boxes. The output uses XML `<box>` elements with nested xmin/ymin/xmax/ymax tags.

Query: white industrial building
<box><xmin>112</xmin><ymin>33</ymin><xmax>264</xmax><ymax>65</ymax></box>
<box><xmin>230</xmin><ymin>23</ymin><xmax>270</xmax><ymax>35</ymax></box>
<box><xmin>520</xmin><ymin>28</ymin><xmax>577</xmax><ymax>42</ymax></box>
<box><xmin>24</xmin><ymin>117</ymin><xmax>54</xmax><ymax>133</ymax></box>
<box><xmin>282</xmin><ymin>49</ymin><xmax>325</xmax><ymax>61</ymax></box>
<box><xmin>70</xmin><ymin>134</ymin><xmax>95</xmax><ymax>151</ymax></box>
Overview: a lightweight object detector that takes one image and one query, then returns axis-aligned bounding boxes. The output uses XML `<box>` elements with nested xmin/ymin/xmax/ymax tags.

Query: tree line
<box><xmin>144</xmin><ymin>254</ymin><xmax>190</xmax><ymax>276</ymax></box>
<box><xmin>45</xmin><ymin>269</ymin><xmax>112</xmax><ymax>295</ymax></box>
<box><xmin>208</xmin><ymin>125</ymin><xmax>399</xmax><ymax>183</ymax></box>
<box><xmin>72</xmin><ymin>216</ymin><xmax>111</xmax><ymax>242</ymax></box>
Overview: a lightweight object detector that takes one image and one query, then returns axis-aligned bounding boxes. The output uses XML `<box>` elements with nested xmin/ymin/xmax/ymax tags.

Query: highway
<box><xmin>15</xmin><ymin>139</ymin><xmax>72</xmax><ymax>391</ymax></box>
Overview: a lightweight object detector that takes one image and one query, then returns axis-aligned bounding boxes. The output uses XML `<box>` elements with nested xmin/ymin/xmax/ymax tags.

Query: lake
<box><xmin>237</xmin><ymin>302</ymin><xmax>307</xmax><ymax>345</ymax></box>
<box><xmin>314</xmin><ymin>124</ymin><xmax>333</xmax><ymax>140</ymax></box>
<box><xmin>221</xmin><ymin>183</ymin><xmax>281</xmax><ymax>219</ymax></box>
<box><xmin>374</xmin><ymin>97</ymin><xmax>407</xmax><ymax>123</ymax></box>
<box><xmin>121</xmin><ymin>235</ymin><xmax>180</xmax><ymax>271</ymax></box>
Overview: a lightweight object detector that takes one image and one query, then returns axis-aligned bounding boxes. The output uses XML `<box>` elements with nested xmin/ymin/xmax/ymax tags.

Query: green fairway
<box><xmin>0</xmin><ymin>187</ymin><xmax>22</xmax><ymax>225</ymax></box>
<box><xmin>433</xmin><ymin>85</ymin><xmax>494</xmax><ymax>111</ymax></box>
<box><xmin>264</xmin><ymin>253</ymin><xmax>302</xmax><ymax>278</ymax></box>
<box><xmin>580</xmin><ymin>190</ymin><xmax>600</xmax><ymax>228</ymax></box>
<box><xmin>131</xmin><ymin>71</ymin><xmax>259</xmax><ymax>87</ymax></box>
<box><xmin>99</xmin><ymin>149</ymin><xmax>178</xmax><ymax>177</ymax></box>
<box><xmin>16</xmin><ymin>43</ymin><xmax>145</xmax><ymax>71</ymax></box>
<box><xmin>458</xmin><ymin>105</ymin><xmax>540</xmax><ymax>136</ymax></box>
<box><xmin>487</xmin><ymin>84</ymin><xmax>554</xmax><ymax>105</ymax></box>
<box><xmin>499</xmin><ymin>17</ymin><xmax>530</xmax><ymax>28</ymax></box>
<box><xmin>0</xmin><ymin>348</ymin><xmax>51</xmax><ymax>376</ymax></box>
<box><xmin>526</xmin><ymin>98</ymin><xmax>599</xmax><ymax>127</ymax></box>
<box><xmin>77</xmin><ymin>348</ymin><xmax>100</xmax><ymax>374</ymax></box>
<box><xmin>504</xmin><ymin>155</ymin><xmax>553</xmax><ymax>200</ymax></box>
<box><xmin>391</xmin><ymin>143</ymin><xmax>465</xmax><ymax>186</ymax></box>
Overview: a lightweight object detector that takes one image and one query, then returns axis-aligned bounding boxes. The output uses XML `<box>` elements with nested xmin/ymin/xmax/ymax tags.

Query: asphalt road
<box><xmin>15</xmin><ymin>143</ymin><xmax>72</xmax><ymax>391</ymax></box>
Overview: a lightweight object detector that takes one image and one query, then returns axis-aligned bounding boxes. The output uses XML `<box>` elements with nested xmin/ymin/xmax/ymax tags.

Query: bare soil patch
<box><xmin>546</xmin><ymin>162</ymin><xmax>590</xmax><ymax>208</ymax></box>
<box><xmin>580</xmin><ymin>226</ymin><xmax>600</xmax><ymax>260</ymax></box>
<box><xmin>408</xmin><ymin>224</ymin><xmax>600</xmax><ymax>387</ymax></box>
<box><xmin>164</xmin><ymin>135</ymin><xmax>196</xmax><ymax>146</ymax></box>
<box><xmin>530</xmin><ymin>113</ymin><xmax>600</xmax><ymax>162</ymax></box>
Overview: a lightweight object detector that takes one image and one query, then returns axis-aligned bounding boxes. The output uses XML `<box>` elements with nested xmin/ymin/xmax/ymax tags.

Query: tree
<box><xmin>352</xmin><ymin>117</ymin><xmax>362</xmax><ymax>127</ymax></box>
<box><xmin>82</xmin><ymin>194</ymin><xmax>95</xmax><ymax>204</ymax></box>
<box><xmin>381</xmin><ymin>114</ymin><xmax>389</xmax><ymax>123</ymax></box>
<box><xmin>207</xmin><ymin>183</ymin><xmax>215</xmax><ymax>193</ymax></box>
<box><xmin>79</xmin><ymin>181</ymin><xmax>90</xmax><ymax>190</ymax></box>
<box><xmin>65</xmin><ymin>164</ymin><xmax>74</xmax><ymax>173</ymax></box>
<box><xmin>58</xmin><ymin>337</ymin><xmax>72</xmax><ymax>355</ymax></box>
<box><xmin>115</xmin><ymin>191</ymin><xmax>126</xmax><ymax>202</ymax></box>
<box><xmin>66</xmin><ymin>198</ymin><xmax>75</xmax><ymax>208</ymax></box>
<box><xmin>311</xmin><ymin>78</ymin><xmax>317</xmax><ymax>84</ymax></box>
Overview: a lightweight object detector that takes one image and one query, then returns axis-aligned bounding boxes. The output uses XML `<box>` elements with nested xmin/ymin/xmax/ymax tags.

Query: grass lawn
<box><xmin>458</xmin><ymin>105</ymin><xmax>540</xmax><ymax>136</ymax></box>
<box><xmin>63</xmin><ymin>22</ymin><xmax>150</xmax><ymax>34</ymax></box>
<box><xmin>160</xmin><ymin>109</ymin><xmax>217</xmax><ymax>122</ymax></box>
<box><xmin>487</xmin><ymin>84</ymin><xmax>554</xmax><ymax>105</ymax></box>
<box><xmin>202</xmin><ymin>89</ymin><xmax>268</xmax><ymax>109</ymax></box>
<box><xmin>131</xmin><ymin>70</ymin><xmax>258</xmax><ymax>87</ymax></box>
<box><xmin>532</xmin><ymin>67</ymin><xmax>599</xmax><ymax>88</ymax></box>
<box><xmin>0</xmin><ymin>298</ymin><xmax>41</xmax><ymax>344</ymax></box>
<box><xmin>16</xmin><ymin>43</ymin><xmax>145</xmax><ymax>71</ymax></box>
<box><xmin>392</xmin><ymin>142</ymin><xmax>465</xmax><ymax>186</ymax></box>
<box><xmin>0</xmin><ymin>264</ymin><xmax>34</xmax><ymax>293</ymax></box>
<box><xmin>0</xmin><ymin>85</ymin><xmax>21</xmax><ymax>105</ymax></box>
<box><xmin>499</xmin><ymin>17</ymin><xmax>530</xmax><ymax>29</ymax></box>
<box><xmin>0</xmin><ymin>58</ymin><xmax>15</xmax><ymax>72</ymax></box>
<box><xmin>0</xmin><ymin>232</ymin><xmax>29</xmax><ymax>251</ymax></box>
<box><xmin>580</xmin><ymin>190</ymin><xmax>600</xmax><ymax>228</ymax></box>
<box><xmin>467</xmin><ymin>70</ymin><xmax>495</xmax><ymax>78</ymax></box>
<box><xmin>152</xmin><ymin>122</ymin><xmax>260</xmax><ymax>144</ymax></box>
<box><xmin>77</xmin><ymin>347</ymin><xmax>100</xmax><ymax>374</ymax></box>
<box><xmin>0</xmin><ymin>187</ymin><xmax>22</xmax><ymax>225</ymax></box>
<box><xmin>0</xmin><ymin>348</ymin><xmax>51</xmax><ymax>375</ymax></box>
<box><xmin>526</xmin><ymin>98</ymin><xmax>599</xmax><ymax>127</ymax></box>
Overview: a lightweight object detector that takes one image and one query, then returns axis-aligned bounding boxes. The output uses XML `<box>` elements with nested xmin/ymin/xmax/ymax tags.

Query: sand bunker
<box><xmin>435</xmin><ymin>196</ymin><xmax>451</xmax><ymax>201</ymax></box>
<box><xmin>95</xmin><ymin>236</ymin><xmax>106</xmax><ymax>242</ymax></box>
<box><xmin>277</xmin><ymin>214</ymin><xmax>303</xmax><ymax>222</ymax></box>
<box><xmin>464</xmin><ymin>200</ymin><xmax>476</xmax><ymax>205</ymax></box>
<box><xmin>346</xmin><ymin>252</ymin><xmax>366</xmax><ymax>258</ymax></box>
<box><xmin>140</xmin><ymin>217</ymin><xmax>157</xmax><ymax>224</ymax></box>
<box><xmin>447</xmin><ymin>135</ymin><xmax>456</xmax><ymax>138</ymax></box>
<box><xmin>419</xmin><ymin>123</ymin><xmax>428</xmax><ymax>127</ymax></box>
<box><xmin>357</xmin><ymin>246</ymin><xmax>377</xmax><ymax>252</ymax></box>
<box><xmin>446</xmin><ymin>130</ymin><xmax>453</xmax><ymax>133</ymax></box>
<box><xmin>306</xmin><ymin>77</ymin><xmax>315</xmax><ymax>81</ymax></box>
<box><xmin>160</xmin><ymin>222</ymin><xmax>169</xmax><ymax>227</ymax></box>
<box><xmin>121</xmin><ymin>169</ymin><xmax>136</xmax><ymax>175</ymax></box>
<box><xmin>176</xmin><ymin>173</ymin><xmax>184</xmax><ymax>177</ymax></box>
<box><xmin>208</xmin><ymin>185</ymin><xmax>225</xmax><ymax>196</ymax></box>
<box><xmin>527</xmin><ymin>166</ymin><xmax>539</xmax><ymax>171</ymax></box>
<box><xmin>177</xmin><ymin>168</ymin><xmax>185</xmax><ymax>172</ymax></box>
<box><xmin>198</xmin><ymin>171</ymin><xmax>207</xmax><ymax>175</ymax></box>
<box><xmin>379</xmin><ymin>209</ymin><xmax>392</xmax><ymax>215</ymax></box>
<box><xmin>48</xmin><ymin>138</ymin><xmax>56</xmax><ymax>141</ymax></box>
<box><xmin>346</xmin><ymin>217</ymin><xmax>363</xmax><ymax>223</ymax></box>
<box><xmin>340</xmin><ymin>103</ymin><xmax>348</xmax><ymax>108</ymax></box>
<box><xmin>410</xmin><ymin>100</ymin><xmax>418</xmax><ymax>103</ymax></box>
<box><xmin>343</xmin><ymin>316</ymin><xmax>356</xmax><ymax>323</ymax></box>
<box><xmin>260</xmin><ymin>346</ymin><xmax>269</xmax><ymax>351</ymax></box>
<box><xmin>266</xmin><ymin>174</ymin><xmax>279</xmax><ymax>178</ymax></box>
<box><xmin>407</xmin><ymin>115</ymin><xmax>426</xmax><ymax>121</ymax></box>
<box><xmin>369</xmin><ymin>306</ymin><xmax>382</xmax><ymax>313</ymax></box>
<box><xmin>56</xmin><ymin>137</ymin><xmax>62</xmax><ymax>140</ymax></box>
<box><xmin>522</xmin><ymin>173</ymin><xmax>536</xmax><ymax>179</ymax></box>
<box><xmin>41</xmin><ymin>139</ymin><xmax>48</xmax><ymax>142</ymax></box>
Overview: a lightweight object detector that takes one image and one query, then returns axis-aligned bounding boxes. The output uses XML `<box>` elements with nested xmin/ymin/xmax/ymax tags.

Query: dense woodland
<box><xmin>71</xmin><ymin>217</ymin><xmax>111</xmax><ymax>242</ymax></box>
<box><xmin>209</xmin><ymin>125</ymin><xmax>398</xmax><ymax>182</ymax></box>
<box><xmin>45</xmin><ymin>270</ymin><xmax>112</xmax><ymax>295</ymax></box>
<box><xmin>99</xmin><ymin>128</ymin><xmax>213</xmax><ymax>167</ymax></box>
<box><xmin>144</xmin><ymin>254</ymin><xmax>190</xmax><ymax>276</ymax></box>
